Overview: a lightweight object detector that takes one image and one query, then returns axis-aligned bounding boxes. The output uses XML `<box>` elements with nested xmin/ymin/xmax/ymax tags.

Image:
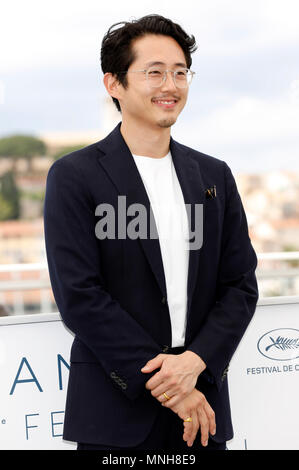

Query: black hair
<box><xmin>100</xmin><ymin>14</ymin><xmax>197</xmax><ymax>112</ymax></box>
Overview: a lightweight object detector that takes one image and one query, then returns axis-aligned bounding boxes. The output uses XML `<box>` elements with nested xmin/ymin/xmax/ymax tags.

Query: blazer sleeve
<box><xmin>187</xmin><ymin>161</ymin><xmax>259</xmax><ymax>391</ymax></box>
<box><xmin>43</xmin><ymin>157</ymin><xmax>162</xmax><ymax>401</ymax></box>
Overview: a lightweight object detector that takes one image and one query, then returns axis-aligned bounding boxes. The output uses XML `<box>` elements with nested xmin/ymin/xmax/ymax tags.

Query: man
<box><xmin>44</xmin><ymin>14</ymin><xmax>259</xmax><ymax>451</ymax></box>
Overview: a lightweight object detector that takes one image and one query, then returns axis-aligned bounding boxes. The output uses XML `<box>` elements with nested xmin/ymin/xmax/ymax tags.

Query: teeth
<box><xmin>155</xmin><ymin>100</ymin><xmax>175</xmax><ymax>104</ymax></box>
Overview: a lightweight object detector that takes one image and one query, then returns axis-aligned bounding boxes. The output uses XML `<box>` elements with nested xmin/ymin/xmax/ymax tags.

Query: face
<box><xmin>106</xmin><ymin>34</ymin><xmax>190</xmax><ymax>130</ymax></box>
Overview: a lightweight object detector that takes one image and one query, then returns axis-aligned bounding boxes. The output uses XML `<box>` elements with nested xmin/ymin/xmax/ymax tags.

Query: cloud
<box><xmin>2</xmin><ymin>0</ymin><xmax>299</xmax><ymax>70</ymax></box>
<box><xmin>173</xmin><ymin>78</ymin><xmax>299</xmax><ymax>172</ymax></box>
<box><xmin>1</xmin><ymin>0</ymin><xmax>298</xmax><ymax>174</ymax></box>
<box><xmin>0</xmin><ymin>81</ymin><xmax>5</xmax><ymax>105</ymax></box>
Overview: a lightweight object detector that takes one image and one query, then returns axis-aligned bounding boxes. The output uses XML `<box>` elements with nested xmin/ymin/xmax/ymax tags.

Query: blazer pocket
<box><xmin>204</xmin><ymin>199</ymin><xmax>219</xmax><ymax>212</ymax></box>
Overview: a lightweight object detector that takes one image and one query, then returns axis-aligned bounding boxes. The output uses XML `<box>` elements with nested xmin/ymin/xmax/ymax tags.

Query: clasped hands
<box><xmin>141</xmin><ymin>350</ymin><xmax>216</xmax><ymax>447</ymax></box>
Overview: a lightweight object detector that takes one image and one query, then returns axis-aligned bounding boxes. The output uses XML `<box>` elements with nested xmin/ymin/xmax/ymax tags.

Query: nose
<box><xmin>160</xmin><ymin>70</ymin><xmax>178</xmax><ymax>91</ymax></box>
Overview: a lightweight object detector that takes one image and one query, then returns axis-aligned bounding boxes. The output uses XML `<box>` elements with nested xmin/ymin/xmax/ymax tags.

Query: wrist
<box><xmin>184</xmin><ymin>350</ymin><xmax>206</xmax><ymax>375</ymax></box>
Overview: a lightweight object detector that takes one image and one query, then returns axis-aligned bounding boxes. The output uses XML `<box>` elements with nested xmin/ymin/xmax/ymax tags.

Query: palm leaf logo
<box><xmin>265</xmin><ymin>336</ymin><xmax>299</xmax><ymax>352</ymax></box>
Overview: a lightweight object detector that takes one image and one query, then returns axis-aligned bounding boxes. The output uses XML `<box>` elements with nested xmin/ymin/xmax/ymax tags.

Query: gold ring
<box><xmin>184</xmin><ymin>417</ymin><xmax>192</xmax><ymax>422</ymax></box>
<box><xmin>163</xmin><ymin>392</ymin><xmax>171</xmax><ymax>400</ymax></box>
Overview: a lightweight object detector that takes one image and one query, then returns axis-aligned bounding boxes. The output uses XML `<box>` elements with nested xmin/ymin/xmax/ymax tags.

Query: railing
<box><xmin>0</xmin><ymin>253</ymin><xmax>299</xmax><ymax>315</ymax></box>
<box><xmin>257</xmin><ymin>251</ymin><xmax>299</xmax><ymax>277</ymax></box>
<box><xmin>0</xmin><ymin>262</ymin><xmax>52</xmax><ymax>316</ymax></box>
<box><xmin>256</xmin><ymin>251</ymin><xmax>299</xmax><ymax>297</ymax></box>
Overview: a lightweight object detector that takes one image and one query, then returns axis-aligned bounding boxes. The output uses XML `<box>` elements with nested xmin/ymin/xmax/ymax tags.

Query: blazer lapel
<box><xmin>97</xmin><ymin>122</ymin><xmax>167</xmax><ymax>297</ymax></box>
<box><xmin>96</xmin><ymin>122</ymin><xmax>206</xmax><ymax>312</ymax></box>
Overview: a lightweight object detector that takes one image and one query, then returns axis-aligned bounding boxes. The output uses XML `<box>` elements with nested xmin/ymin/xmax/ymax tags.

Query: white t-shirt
<box><xmin>132</xmin><ymin>150</ymin><xmax>189</xmax><ymax>347</ymax></box>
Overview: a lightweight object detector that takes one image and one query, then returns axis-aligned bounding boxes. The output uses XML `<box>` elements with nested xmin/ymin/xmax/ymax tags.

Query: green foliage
<box><xmin>53</xmin><ymin>144</ymin><xmax>87</xmax><ymax>160</ymax></box>
<box><xmin>283</xmin><ymin>244</ymin><xmax>299</xmax><ymax>267</ymax></box>
<box><xmin>0</xmin><ymin>193</ymin><xmax>14</xmax><ymax>220</ymax></box>
<box><xmin>0</xmin><ymin>171</ymin><xmax>20</xmax><ymax>220</ymax></box>
<box><xmin>20</xmin><ymin>189</ymin><xmax>45</xmax><ymax>202</ymax></box>
<box><xmin>0</xmin><ymin>135</ymin><xmax>46</xmax><ymax>158</ymax></box>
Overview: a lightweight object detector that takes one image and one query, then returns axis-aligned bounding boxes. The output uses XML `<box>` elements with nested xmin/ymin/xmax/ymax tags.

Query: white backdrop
<box><xmin>0</xmin><ymin>296</ymin><xmax>298</xmax><ymax>450</ymax></box>
<box><xmin>227</xmin><ymin>297</ymin><xmax>299</xmax><ymax>450</ymax></box>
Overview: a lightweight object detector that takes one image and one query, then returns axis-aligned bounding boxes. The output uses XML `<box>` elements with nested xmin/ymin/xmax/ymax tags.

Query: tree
<box><xmin>53</xmin><ymin>144</ymin><xmax>87</xmax><ymax>161</ymax></box>
<box><xmin>283</xmin><ymin>244</ymin><xmax>299</xmax><ymax>268</ymax></box>
<box><xmin>0</xmin><ymin>135</ymin><xmax>47</xmax><ymax>171</ymax></box>
<box><xmin>0</xmin><ymin>170</ymin><xmax>20</xmax><ymax>220</ymax></box>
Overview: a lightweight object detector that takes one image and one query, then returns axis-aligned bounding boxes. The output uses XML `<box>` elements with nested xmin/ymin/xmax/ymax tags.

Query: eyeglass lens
<box><xmin>146</xmin><ymin>67</ymin><xmax>192</xmax><ymax>88</ymax></box>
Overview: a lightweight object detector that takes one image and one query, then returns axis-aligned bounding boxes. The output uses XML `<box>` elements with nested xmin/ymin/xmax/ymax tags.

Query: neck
<box><xmin>120</xmin><ymin>120</ymin><xmax>171</xmax><ymax>159</ymax></box>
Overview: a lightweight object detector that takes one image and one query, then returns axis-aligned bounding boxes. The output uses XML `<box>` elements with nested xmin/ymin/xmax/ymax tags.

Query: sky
<box><xmin>0</xmin><ymin>0</ymin><xmax>299</xmax><ymax>174</ymax></box>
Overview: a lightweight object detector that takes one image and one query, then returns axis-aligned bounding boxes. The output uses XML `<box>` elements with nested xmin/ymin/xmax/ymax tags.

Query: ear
<box><xmin>103</xmin><ymin>72</ymin><xmax>123</xmax><ymax>101</ymax></box>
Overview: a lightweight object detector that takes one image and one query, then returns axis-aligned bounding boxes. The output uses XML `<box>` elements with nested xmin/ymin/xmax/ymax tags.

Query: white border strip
<box><xmin>257</xmin><ymin>295</ymin><xmax>299</xmax><ymax>306</ymax></box>
<box><xmin>0</xmin><ymin>312</ymin><xmax>61</xmax><ymax>326</ymax></box>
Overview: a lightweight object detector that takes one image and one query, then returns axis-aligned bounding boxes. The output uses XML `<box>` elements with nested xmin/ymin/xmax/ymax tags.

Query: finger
<box><xmin>141</xmin><ymin>354</ymin><xmax>165</xmax><ymax>373</ymax></box>
<box><xmin>144</xmin><ymin>370</ymin><xmax>164</xmax><ymax>390</ymax></box>
<box><xmin>183</xmin><ymin>419</ymin><xmax>193</xmax><ymax>444</ymax></box>
<box><xmin>204</xmin><ymin>402</ymin><xmax>216</xmax><ymax>436</ymax></box>
<box><xmin>148</xmin><ymin>372</ymin><xmax>180</xmax><ymax>398</ymax></box>
<box><xmin>158</xmin><ymin>391</ymin><xmax>173</xmax><ymax>404</ymax></box>
<box><xmin>150</xmin><ymin>382</ymin><xmax>174</xmax><ymax>398</ymax></box>
<box><xmin>186</xmin><ymin>411</ymin><xmax>199</xmax><ymax>447</ymax></box>
<box><xmin>197</xmin><ymin>409</ymin><xmax>209</xmax><ymax>447</ymax></box>
<box><xmin>160</xmin><ymin>388</ymin><xmax>185</xmax><ymax>408</ymax></box>
<box><xmin>183</xmin><ymin>423</ymin><xmax>192</xmax><ymax>446</ymax></box>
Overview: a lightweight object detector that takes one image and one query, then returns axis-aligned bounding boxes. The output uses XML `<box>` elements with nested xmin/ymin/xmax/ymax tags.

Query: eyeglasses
<box><xmin>117</xmin><ymin>66</ymin><xmax>195</xmax><ymax>88</ymax></box>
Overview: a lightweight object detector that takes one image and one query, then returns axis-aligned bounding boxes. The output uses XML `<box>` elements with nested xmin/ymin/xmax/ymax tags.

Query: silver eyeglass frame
<box><xmin>115</xmin><ymin>68</ymin><xmax>196</xmax><ymax>88</ymax></box>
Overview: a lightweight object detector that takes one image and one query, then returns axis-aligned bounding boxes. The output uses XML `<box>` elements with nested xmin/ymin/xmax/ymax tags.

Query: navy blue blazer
<box><xmin>44</xmin><ymin>121</ymin><xmax>259</xmax><ymax>447</ymax></box>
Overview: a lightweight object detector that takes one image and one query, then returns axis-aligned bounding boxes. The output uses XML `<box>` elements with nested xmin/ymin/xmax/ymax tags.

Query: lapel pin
<box><xmin>205</xmin><ymin>185</ymin><xmax>217</xmax><ymax>199</ymax></box>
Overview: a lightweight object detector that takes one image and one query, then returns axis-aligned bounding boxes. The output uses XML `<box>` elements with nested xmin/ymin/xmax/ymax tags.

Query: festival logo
<box><xmin>257</xmin><ymin>328</ymin><xmax>299</xmax><ymax>361</ymax></box>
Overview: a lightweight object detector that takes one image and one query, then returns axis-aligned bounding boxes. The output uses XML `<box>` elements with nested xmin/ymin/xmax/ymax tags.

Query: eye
<box><xmin>176</xmin><ymin>70</ymin><xmax>187</xmax><ymax>76</ymax></box>
<box><xmin>148</xmin><ymin>70</ymin><xmax>162</xmax><ymax>75</ymax></box>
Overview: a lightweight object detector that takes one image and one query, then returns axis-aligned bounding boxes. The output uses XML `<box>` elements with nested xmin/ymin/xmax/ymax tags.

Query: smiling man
<box><xmin>104</xmin><ymin>34</ymin><xmax>189</xmax><ymax>156</ymax></box>
<box><xmin>44</xmin><ymin>14</ymin><xmax>259</xmax><ymax>451</ymax></box>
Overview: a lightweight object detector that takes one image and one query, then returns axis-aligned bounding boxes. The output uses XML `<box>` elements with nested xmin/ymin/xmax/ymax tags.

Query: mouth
<box><xmin>152</xmin><ymin>98</ymin><xmax>178</xmax><ymax>109</ymax></box>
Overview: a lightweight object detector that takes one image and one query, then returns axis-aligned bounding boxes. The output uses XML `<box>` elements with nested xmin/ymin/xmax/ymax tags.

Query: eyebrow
<box><xmin>145</xmin><ymin>61</ymin><xmax>187</xmax><ymax>68</ymax></box>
